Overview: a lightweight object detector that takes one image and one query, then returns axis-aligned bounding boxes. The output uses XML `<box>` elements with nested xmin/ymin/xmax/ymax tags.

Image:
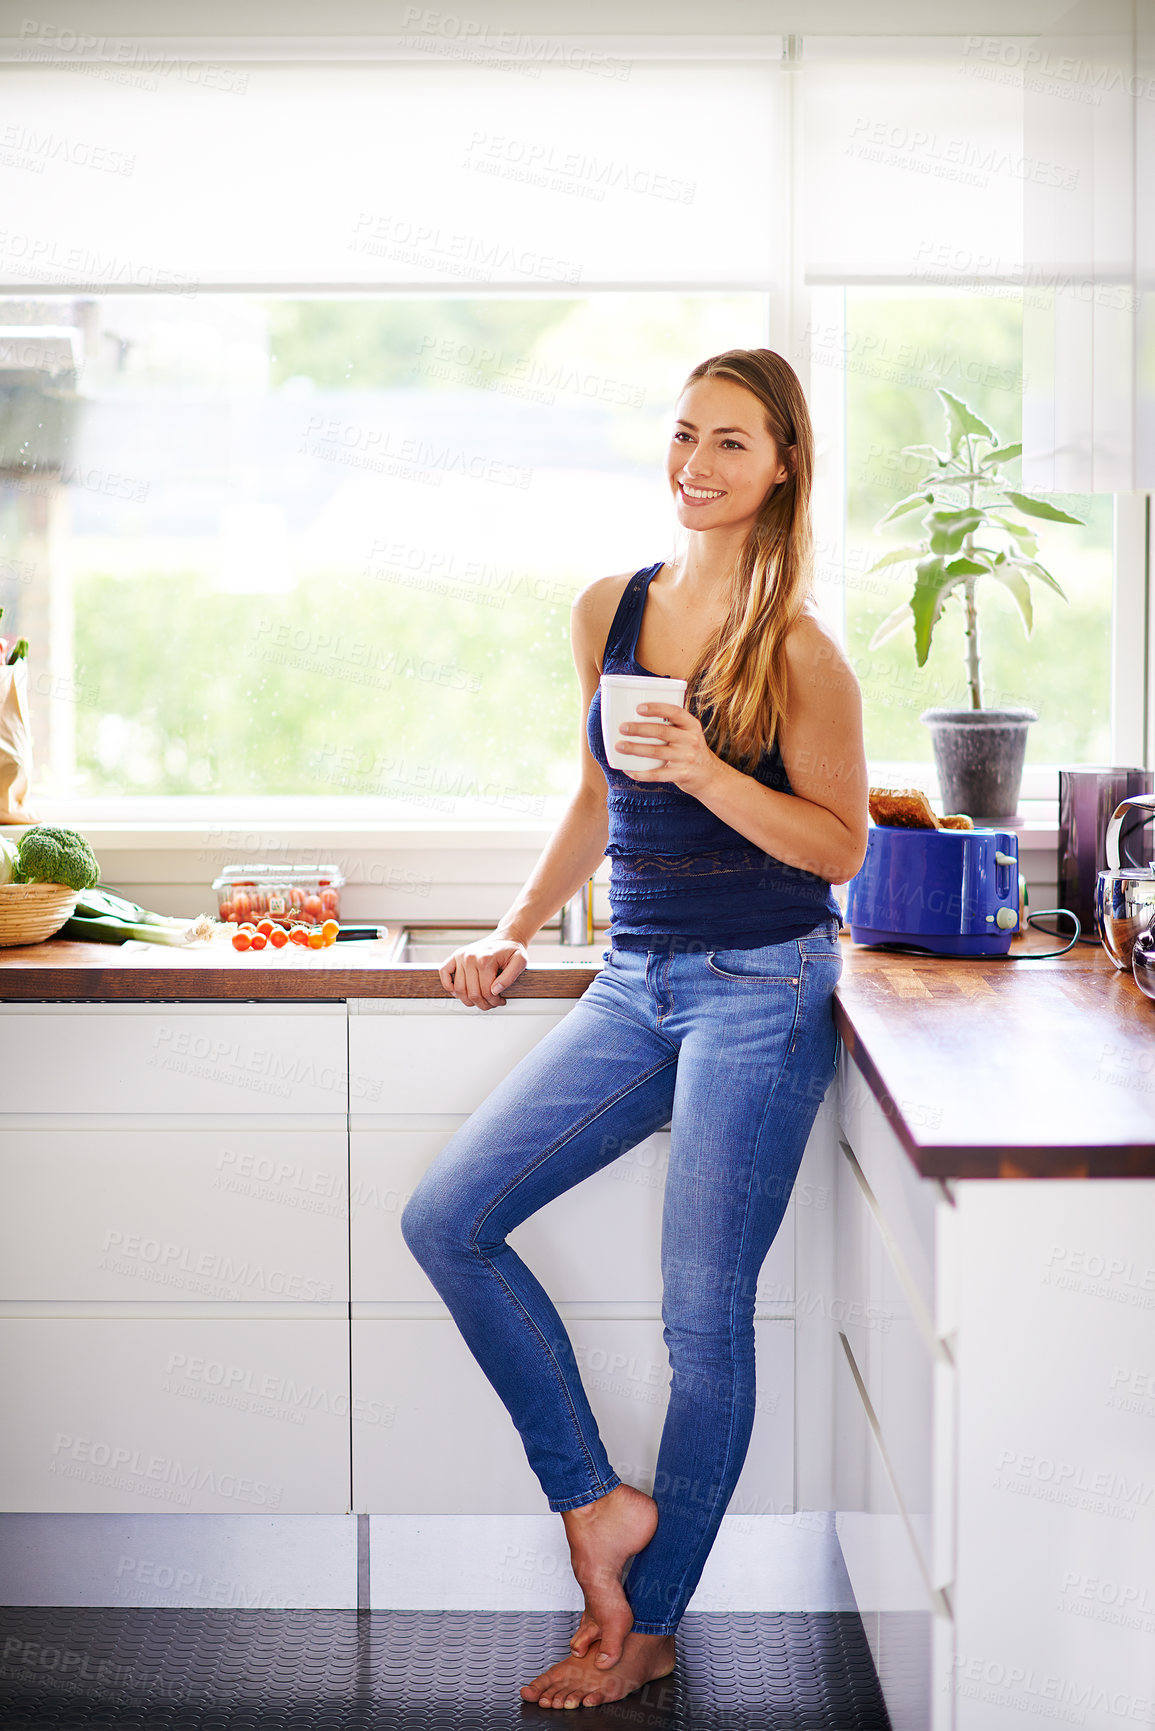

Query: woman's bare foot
<box><xmin>559</xmin><ymin>1483</ymin><xmax>658</xmax><ymax>1669</ymax></box>
<box><xmin>521</xmin><ymin>1631</ymin><xmax>676</xmax><ymax>1709</ymax></box>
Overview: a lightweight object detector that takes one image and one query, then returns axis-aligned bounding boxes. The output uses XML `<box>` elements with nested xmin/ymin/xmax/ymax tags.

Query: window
<box><xmin>1</xmin><ymin>35</ymin><xmax>1143</xmax><ymax>829</ymax></box>
<box><xmin>0</xmin><ymin>290</ymin><xmax>768</xmax><ymax>817</ymax></box>
<box><xmin>834</xmin><ymin>286</ymin><xmax>1113</xmax><ymax>772</ymax></box>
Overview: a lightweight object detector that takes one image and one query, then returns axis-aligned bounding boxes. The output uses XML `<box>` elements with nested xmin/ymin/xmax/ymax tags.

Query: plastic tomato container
<box><xmin>212</xmin><ymin>864</ymin><xmax>345</xmax><ymax>926</ymax></box>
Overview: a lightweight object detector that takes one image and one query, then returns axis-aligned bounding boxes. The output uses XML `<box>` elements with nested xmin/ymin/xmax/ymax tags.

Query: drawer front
<box><xmin>0</xmin><ymin>1009</ymin><xmax>348</xmax><ymax>1116</ymax></box>
<box><xmin>837</xmin><ymin>1051</ymin><xmax>941</xmax><ymax>1321</ymax></box>
<box><xmin>0</xmin><ymin>1128</ymin><xmax>348</xmax><ymax>1305</ymax></box>
<box><xmin>352</xmin><ymin>1318</ymin><xmax>793</xmax><ymax>1515</ymax></box>
<box><xmin>351</xmin><ymin>1130</ymin><xmax>795</xmax><ymax>1311</ymax></box>
<box><xmin>834</xmin><ymin>1335</ymin><xmax>953</xmax><ymax>1731</ymax></box>
<box><xmin>0</xmin><ymin>1320</ymin><xmax>351</xmax><ymax>1513</ymax></box>
<box><xmin>349</xmin><ymin>1007</ymin><xmax>572</xmax><ymax>1114</ymax></box>
<box><xmin>836</xmin><ymin>1142</ymin><xmax>944</xmax><ymax>1584</ymax></box>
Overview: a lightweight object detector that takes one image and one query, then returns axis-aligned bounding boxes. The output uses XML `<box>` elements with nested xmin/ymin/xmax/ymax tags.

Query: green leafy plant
<box><xmin>867</xmin><ymin>389</ymin><xmax>1084</xmax><ymax>710</ymax></box>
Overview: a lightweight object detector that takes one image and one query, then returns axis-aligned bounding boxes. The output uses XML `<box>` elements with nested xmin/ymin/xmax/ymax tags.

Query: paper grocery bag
<box><xmin>0</xmin><ymin>661</ymin><xmax>37</xmax><ymax>823</ymax></box>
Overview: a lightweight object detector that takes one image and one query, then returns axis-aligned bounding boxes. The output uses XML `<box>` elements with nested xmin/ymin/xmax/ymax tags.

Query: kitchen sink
<box><xmin>398</xmin><ymin>927</ymin><xmax>606</xmax><ymax>965</ymax></box>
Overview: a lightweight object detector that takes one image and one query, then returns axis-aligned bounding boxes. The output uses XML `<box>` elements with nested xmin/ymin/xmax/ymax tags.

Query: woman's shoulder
<box><xmin>784</xmin><ymin>604</ymin><xmax>852</xmax><ymax>677</ymax></box>
<box><xmin>571</xmin><ymin>568</ymin><xmax>643</xmax><ymax>653</ymax></box>
<box><xmin>782</xmin><ymin>605</ymin><xmax>862</xmax><ymax>724</ymax></box>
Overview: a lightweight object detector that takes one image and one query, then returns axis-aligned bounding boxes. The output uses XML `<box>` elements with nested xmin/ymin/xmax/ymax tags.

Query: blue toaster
<box><xmin>846</xmin><ymin>826</ymin><xmax>1021</xmax><ymax>955</ymax></box>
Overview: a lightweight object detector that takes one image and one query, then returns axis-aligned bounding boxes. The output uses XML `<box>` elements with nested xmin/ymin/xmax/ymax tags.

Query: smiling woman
<box><xmin>402</xmin><ymin>345</ymin><xmax>867</xmax><ymax>1710</ymax></box>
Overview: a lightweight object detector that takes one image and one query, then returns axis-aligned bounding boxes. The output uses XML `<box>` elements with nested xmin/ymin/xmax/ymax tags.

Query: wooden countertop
<box><xmin>0</xmin><ymin>931</ymin><xmax>603</xmax><ymax>1001</ymax></box>
<box><xmin>0</xmin><ymin>928</ymin><xmax>1152</xmax><ymax>1179</ymax></box>
<box><xmin>832</xmin><ymin>932</ymin><xmax>1154</xmax><ymax>1180</ymax></box>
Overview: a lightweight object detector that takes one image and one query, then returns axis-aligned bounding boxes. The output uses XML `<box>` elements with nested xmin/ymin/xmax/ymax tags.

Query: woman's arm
<box><xmin>438</xmin><ymin>576</ymin><xmax>622</xmax><ymax>1008</ymax></box>
<box><xmin>617</xmin><ymin>612</ymin><xmax>869</xmax><ymax>885</ymax></box>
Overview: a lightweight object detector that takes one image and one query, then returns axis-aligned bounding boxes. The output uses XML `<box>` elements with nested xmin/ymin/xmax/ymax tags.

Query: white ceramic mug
<box><xmin>600</xmin><ymin>673</ymin><xmax>688</xmax><ymax>771</ymax></box>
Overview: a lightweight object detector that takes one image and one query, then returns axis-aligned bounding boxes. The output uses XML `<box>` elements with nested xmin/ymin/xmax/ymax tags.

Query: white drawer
<box><xmin>837</xmin><ymin>1051</ymin><xmax>943</xmax><ymax>1323</ymax></box>
<box><xmin>0</xmin><ymin>1320</ymin><xmax>351</xmax><ymax>1513</ymax></box>
<box><xmin>352</xmin><ymin>1317</ymin><xmax>793</xmax><ymax>1515</ymax></box>
<box><xmin>0</xmin><ymin>1128</ymin><xmax>348</xmax><ymax>1305</ymax></box>
<box><xmin>351</xmin><ymin>1129</ymin><xmax>794</xmax><ymax>1311</ymax></box>
<box><xmin>0</xmin><ymin>1007</ymin><xmax>348</xmax><ymax>1116</ymax></box>
<box><xmin>348</xmin><ymin>1002</ymin><xmax>573</xmax><ymax>1114</ymax></box>
<box><xmin>836</xmin><ymin>1140</ymin><xmax>954</xmax><ymax>1588</ymax></box>
<box><xmin>834</xmin><ymin>1334</ymin><xmax>951</xmax><ymax>1731</ymax></box>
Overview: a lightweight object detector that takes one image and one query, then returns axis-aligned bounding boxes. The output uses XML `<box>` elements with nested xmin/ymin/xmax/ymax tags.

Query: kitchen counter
<box><xmin>0</xmin><ymin>931</ymin><xmax>598</xmax><ymax>1001</ymax></box>
<box><xmin>831</xmin><ymin>933</ymin><xmax>1155</xmax><ymax>1180</ymax></box>
<box><xmin>0</xmin><ymin>928</ymin><xmax>1151</xmax><ymax>1178</ymax></box>
<box><xmin>1</xmin><ymin>928</ymin><xmax>1150</xmax><ymax>1730</ymax></box>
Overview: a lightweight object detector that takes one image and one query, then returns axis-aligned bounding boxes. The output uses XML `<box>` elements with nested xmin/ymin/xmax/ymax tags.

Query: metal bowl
<box><xmin>1133</xmin><ymin>926</ymin><xmax>1155</xmax><ymax>1001</ymax></box>
<box><xmin>1095</xmin><ymin>868</ymin><xmax>1155</xmax><ymax>971</ymax></box>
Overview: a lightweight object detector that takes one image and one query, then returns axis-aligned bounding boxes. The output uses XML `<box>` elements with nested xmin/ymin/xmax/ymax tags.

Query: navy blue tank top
<box><xmin>586</xmin><ymin>560</ymin><xmax>843</xmax><ymax>953</ymax></box>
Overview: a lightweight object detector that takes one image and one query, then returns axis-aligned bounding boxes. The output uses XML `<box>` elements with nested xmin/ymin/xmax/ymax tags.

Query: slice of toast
<box><xmin>868</xmin><ymin>786</ymin><xmax>974</xmax><ymax>830</ymax></box>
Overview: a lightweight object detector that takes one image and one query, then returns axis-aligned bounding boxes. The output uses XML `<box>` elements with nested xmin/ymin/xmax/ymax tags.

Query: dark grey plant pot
<box><xmin>919</xmin><ymin>707</ymin><xmax>1037</xmax><ymax>825</ymax></box>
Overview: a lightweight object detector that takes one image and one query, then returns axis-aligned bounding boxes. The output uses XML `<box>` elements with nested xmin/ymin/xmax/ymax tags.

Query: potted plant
<box><xmin>867</xmin><ymin>389</ymin><xmax>1083</xmax><ymax>824</ymax></box>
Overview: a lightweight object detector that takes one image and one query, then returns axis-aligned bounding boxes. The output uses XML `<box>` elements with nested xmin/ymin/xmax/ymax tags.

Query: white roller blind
<box><xmin>802</xmin><ymin>38</ymin><xmax>1024</xmax><ymax>283</ymax></box>
<box><xmin>1022</xmin><ymin>0</ymin><xmax>1154</xmax><ymax>492</ymax></box>
<box><xmin>0</xmin><ymin>60</ymin><xmax>782</xmax><ymax>290</ymax></box>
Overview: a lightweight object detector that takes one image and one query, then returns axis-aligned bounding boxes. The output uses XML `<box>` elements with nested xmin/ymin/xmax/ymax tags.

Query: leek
<box><xmin>63</xmin><ymin>887</ymin><xmax>216</xmax><ymax>946</ymax></box>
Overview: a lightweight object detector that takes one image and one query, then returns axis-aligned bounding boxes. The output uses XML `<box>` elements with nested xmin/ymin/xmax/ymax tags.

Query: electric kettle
<box><xmin>1095</xmin><ymin>792</ymin><xmax>1155</xmax><ymax>971</ymax></box>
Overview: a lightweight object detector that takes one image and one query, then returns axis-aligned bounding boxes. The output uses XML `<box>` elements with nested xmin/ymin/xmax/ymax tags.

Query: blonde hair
<box><xmin>674</xmin><ymin>348</ymin><xmax>814</xmax><ymax>772</ymax></box>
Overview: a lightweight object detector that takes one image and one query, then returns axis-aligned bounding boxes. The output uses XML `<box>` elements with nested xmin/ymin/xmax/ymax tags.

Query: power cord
<box><xmin>1017</xmin><ymin>909</ymin><xmax>1082</xmax><ymax>959</ymax></box>
<box><xmin>861</xmin><ymin>907</ymin><xmax>1083</xmax><ymax>961</ymax></box>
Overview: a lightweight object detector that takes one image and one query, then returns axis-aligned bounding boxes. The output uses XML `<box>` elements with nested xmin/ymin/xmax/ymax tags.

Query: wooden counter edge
<box><xmin>832</xmin><ymin>1000</ymin><xmax>1155</xmax><ymax>1181</ymax></box>
<box><xmin>0</xmin><ymin>960</ymin><xmax>598</xmax><ymax>1001</ymax></box>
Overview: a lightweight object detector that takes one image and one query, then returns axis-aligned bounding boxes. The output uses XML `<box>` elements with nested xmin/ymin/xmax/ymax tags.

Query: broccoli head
<box><xmin>14</xmin><ymin>825</ymin><xmax>101</xmax><ymax>891</ymax></box>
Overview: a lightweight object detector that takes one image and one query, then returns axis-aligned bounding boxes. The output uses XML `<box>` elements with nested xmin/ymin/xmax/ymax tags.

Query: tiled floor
<box><xmin>0</xmin><ymin>1605</ymin><xmax>893</xmax><ymax>1729</ymax></box>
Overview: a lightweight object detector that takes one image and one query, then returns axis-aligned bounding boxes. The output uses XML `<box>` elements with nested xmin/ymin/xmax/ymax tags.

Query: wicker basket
<box><xmin>0</xmin><ymin>882</ymin><xmax>79</xmax><ymax>946</ymax></box>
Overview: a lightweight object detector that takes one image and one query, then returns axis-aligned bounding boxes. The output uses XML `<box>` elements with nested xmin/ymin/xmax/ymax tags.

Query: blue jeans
<box><xmin>400</xmin><ymin>922</ymin><xmax>842</xmax><ymax>1636</ymax></box>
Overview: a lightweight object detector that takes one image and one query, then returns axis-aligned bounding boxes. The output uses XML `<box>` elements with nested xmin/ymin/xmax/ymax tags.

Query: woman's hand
<box><xmin>438</xmin><ymin>933</ymin><xmax>530</xmax><ymax>1011</ymax></box>
<box><xmin>616</xmin><ymin>702</ymin><xmax>720</xmax><ymax>797</ymax></box>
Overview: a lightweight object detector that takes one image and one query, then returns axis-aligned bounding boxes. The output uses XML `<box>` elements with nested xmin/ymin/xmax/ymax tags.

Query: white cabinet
<box><xmin>0</xmin><ymin>993</ymin><xmax>802</xmax><ymax>1540</ymax></box>
<box><xmin>0</xmin><ymin>1004</ymin><xmax>351</xmax><ymax>1520</ymax></box>
<box><xmin>347</xmin><ymin>995</ymin><xmax>800</xmax><ymax>1516</ymax></box>
<box><xmin>0</xmin><ymin>1320</ymin><xmax>351</xmax><ymax>1513</ymax></box>
<box><xmin>829</xmin><ymin>1048</ymin><xmax>1155</xmax><ymax>1731</ymax></box>
<box><xmin>352</xmin><ymin>1317</ymin><xmax>794</xmax><ymax>1516</ymax></box>
<box><xmin>348</xmin><ymin>1000</ymin><xmax>572</xmax><ymax>1115</ymax></box>
<box><xmin>830</xmin><ymin>1048</ymin><xmax>958</xmax><ymax>1731</ymax></box>
<box><xmin>951</xmin><ymin>1181</ymin><xmax>1155</xmax><ymax>1731</ymax></box>
<box><xmin>351</xmin><ymin>1127</ymin><xmax>796</xmax><ymax>1310</ymax></box>
<box><xmin>0</xmin><ymin>1004</ymin><xmax>348</xmax><ymax>1115</ymax></box>
<box><xmin>0</xmin><ymin>1128</ymin><xmax>348</xmax><ymax>1303</ymax></box>
<box><xmin>350</xmin><ymin>1127</ymin><xmax>671</xmax><ymax>1306</ymax></box>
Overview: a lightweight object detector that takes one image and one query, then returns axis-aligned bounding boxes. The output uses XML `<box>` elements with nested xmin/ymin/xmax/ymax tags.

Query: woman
<box><xmin>401</xmin><ymin>347</ymin><xmax>868</xmax><ymax>1710</ymax></box>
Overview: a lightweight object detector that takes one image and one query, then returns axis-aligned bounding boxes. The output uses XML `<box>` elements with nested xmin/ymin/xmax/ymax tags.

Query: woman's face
<box><xmin>668</xmin><ymin>376</ymin><xmax>788</xmax><ymax>535</ymax></box>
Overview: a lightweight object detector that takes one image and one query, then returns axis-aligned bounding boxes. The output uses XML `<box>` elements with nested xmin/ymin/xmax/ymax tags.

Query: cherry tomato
<box><xmin>289</xmin><ymin>925</ymin><xmax>310</xmax><ymax>946</ymax></box>
<box><xmin>269</xmin><ymin>926</ymin><xmax>289</xmax><ymax>949</ymax></box>
<box><xmin>321</xmin><ymin>919</ymin><xmax>339</xmax><ymax>941</ymax></box>
<box><xmin>307</xmin><ymin>930</ymin><xmax>325</xmax><ymax>950</ymax></box>
<box><xmin>320</xmin><ymin>888</ymin><xmax>339</xmax><ymax>915</ymax></box>
<box><xmin>218</xmin><ymin>901</ymin><xmax>234</xmax><ymax>923</ymax></box>
<box><xmin>304</xmin><ymin>894</ymin><xmax>323</xmax><ymax>921</ymax></box>
<box><xmin>256</xmin><ymin>919</ymin><xmax>275</xmax><ymax>936</ymax></box>
<box><xmin>233</xmin><ymin>893</ymin><xmax>252</xmax><ymax>922</ymax></box>
<box><xmin>232</xmin><ymin>931</ymin><xmax>251</xmax><ymax>951</ymax></box>
<box><xmin>249</xmin><ymin>932</ymin><xmax>267</xmax><ymax>950</ymax></box>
